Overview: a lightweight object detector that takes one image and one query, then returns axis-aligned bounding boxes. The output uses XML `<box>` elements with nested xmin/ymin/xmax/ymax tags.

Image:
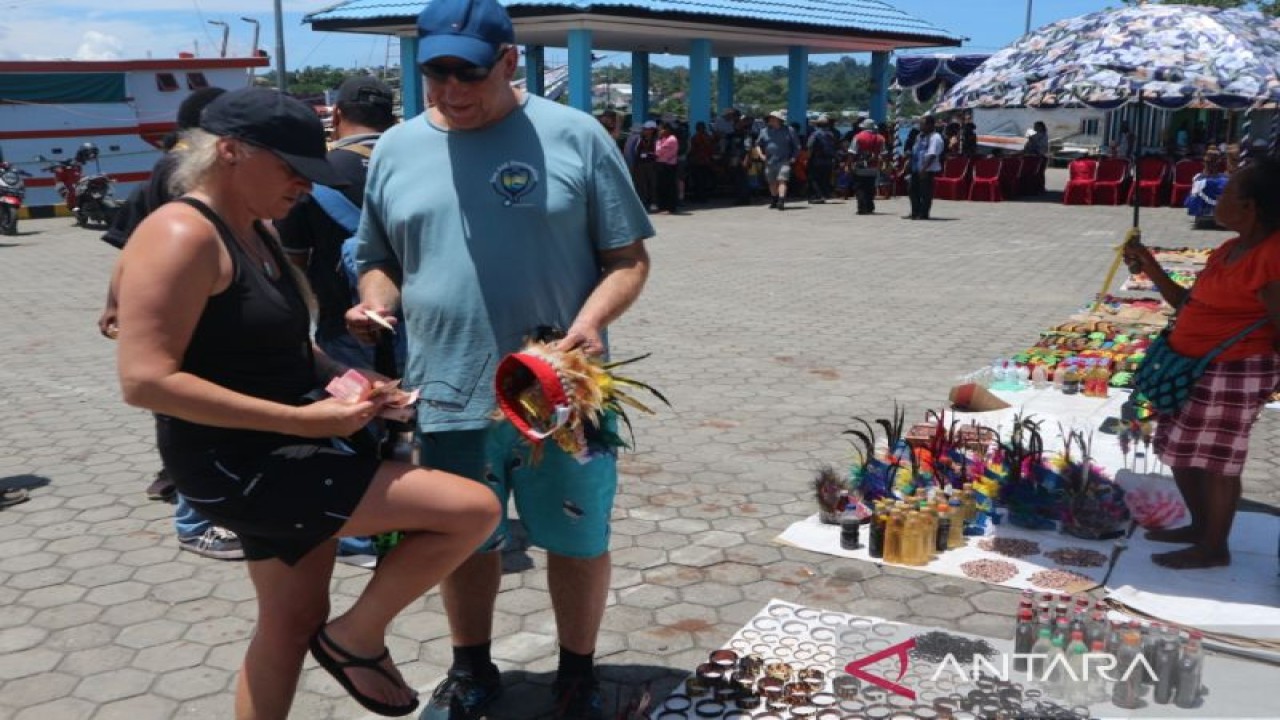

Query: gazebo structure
<box><xmin>305</xmin><ymin>0</ymin><xmax>960</xmax><ymax>128</ymax></box>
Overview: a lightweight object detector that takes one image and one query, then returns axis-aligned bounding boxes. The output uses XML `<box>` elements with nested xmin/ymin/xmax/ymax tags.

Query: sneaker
<box><xmin>145</xmin><ymin>469</ymin><xmax>176</xmax><ymax>501</ymax></box>
<box><xmin>0</xmin><ymin>488</ymin><xmax>29</xmax><ymax>509</ymax></box>
<box><xmin>551</xmin><ymin>677</ymin><xmax>605</xmax><ymax>720</ymax></box>
<box><xmin>421</xmin><ymin>670</ymin><xmax>502</xmax><ymax>720</ymax></box>
<box><xmin>178</xmin><ymin>526</ymin><xmax>245</xmax><ymax>561</ymax></box>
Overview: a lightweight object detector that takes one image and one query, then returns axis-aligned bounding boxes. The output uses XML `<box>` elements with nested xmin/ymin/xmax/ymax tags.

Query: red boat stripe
<box><xmin>0</xmin><ymin>123</ymin><xmax>175</xmax><ymax>141</ymax></box>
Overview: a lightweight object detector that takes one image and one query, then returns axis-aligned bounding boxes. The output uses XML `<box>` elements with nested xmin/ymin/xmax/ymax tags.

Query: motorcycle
<box><xmin>0</xmin><ymin>161</ymin><xmax>31</xmax><ymax>236</ymax></box>
<box><xmin>38</xmin><ymin>142</ymin><xmax>121</xmax><ymax>228</ymax></box>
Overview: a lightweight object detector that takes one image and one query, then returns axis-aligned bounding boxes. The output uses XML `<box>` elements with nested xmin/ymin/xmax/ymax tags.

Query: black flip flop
<box><xmin>309</xmin><ymin>627</ymin><xmax>419</xmax><ymax>717</ymax></box>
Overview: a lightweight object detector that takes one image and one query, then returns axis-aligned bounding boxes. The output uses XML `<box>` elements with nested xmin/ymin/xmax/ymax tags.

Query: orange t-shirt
<box><xmin>1170</xmin><ymin>234</ymin><xmax>1280</xmax><ymax>362</ymax></box>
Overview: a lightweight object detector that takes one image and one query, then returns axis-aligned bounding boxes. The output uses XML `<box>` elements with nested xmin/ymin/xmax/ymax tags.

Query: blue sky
<box><xmin>1</xmin><ymin>1</ymin><xmax>1117</xmax><ymax>69</ymax></box>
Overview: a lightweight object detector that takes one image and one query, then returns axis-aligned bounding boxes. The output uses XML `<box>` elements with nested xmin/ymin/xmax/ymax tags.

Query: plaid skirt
<box><xmin>1154</xmin><ymin>353</ymin><xmax>1280</xmax><ymax>475</ymax></box>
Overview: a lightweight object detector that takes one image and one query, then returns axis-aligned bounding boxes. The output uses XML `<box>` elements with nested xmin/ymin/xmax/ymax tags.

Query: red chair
<box><xmin>1019</xmin><ymin>156</ymin><xmax>1047</xmax><ymax>195</ymax></box>
<box><xmin>933</xmin><ymin>156</ymin><xmax>971</xmax><ymax>200</ymax></box>
<box><xmin>1129</xmin><ymin>156</ymin><xmax>1170</xmax><ymax>207</ymax></box>
<box><xmin>998</xmin><ymin>156</ymin><xmax>1024</xmax><ymax>198</ymax></box>
<box><xmin>1170</xmin><ymin>159</ymin><xmax>1204</xmax><ymax>207</ymax></box>
<box><xmin>1063</xmin><ymin>158</ymin><xmax>1098</xmax><ymax>205</ymax></box>
<box><xmin>1091</xmin><ymin>158</ymin><xmax>1131</xmax><ymax>205</ymax></box>
<box><xmin>968</xmin><ymin>157</ymin><xmax>1003</xmax><ymax>201</ymax></box>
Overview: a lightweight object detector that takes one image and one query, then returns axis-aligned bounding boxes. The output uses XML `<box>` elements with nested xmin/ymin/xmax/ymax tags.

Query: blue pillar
<box><xmin>870</xmin><ymin>51</ymin><xmax>890</xmax><ymax>122</ymax></box>
<box><xmin>717</xmin><ymin>56</ymin><xmax>734</xmax><ymax>112</ymax></box>
<box><xmin>688</xmin><ymin>39</ymin><xmax>712</xmax><ymax>128</ymax></box>
<box><xmin>567</xmin><ymin>29</ymin><xmax>593</xmax><ymax>113</ymax></box>
<box><xmin>525</xmin><ymin>45</ymin><xmax>544</xmax><ymax>96</ymax></box>
<box><xmin>787</xmin><ymin>46</ymin><xmax>808</xmax><ymax>131</ymax></box>
<box><xmin>398</xmin><ymin>36</ymin><xmax>424</xmax><ymax>118</ymax></box>
<box><xmin>631</xmin><ymin>51</ymin><xmax>650</xmax><ymax>123</ymax></box>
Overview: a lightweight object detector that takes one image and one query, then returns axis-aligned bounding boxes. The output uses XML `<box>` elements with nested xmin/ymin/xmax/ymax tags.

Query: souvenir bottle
<box><xmin>1046</xmin><ymin>634</ymin><xmax>1068</xmax><ymax>697</ymax></box>
<box><xmin>948</xmin><ymin>498</ymin><xmax>966</xmax><ymax>548</ymax></box>
<box><xmin>884</xmin><ymin>510</ymin><xmax>903</xmax><ymax>564</ymax></box>
<box><xmin>1174</xmin><ymin>631</ymin><xmax>1204</xmax><ymax>709</ymax></box>
<box><xmin>935</xmin><ymin>504</ymin><xmax>952</xmax><ymax>553</ymax></box>
<box><xmin>1051</xmin><ymin>362</ymin><xmax>1065</xmax><ymax>391</ymax></box>
<box><xmin>1087</xmin><ymin>640</ymin><xmax>1110</xmax><ymax>703</ymax></box>
<box><xmin>918</xmin><ymin>502</ymin><xmax>937</xmax><ymax>559</ymax></box>
<box><xmin>1031</xmin><ymin>363</ymin><xmax>1049</xmax><ymax>389</ymax></box>
<box><xmin>903</xmin><ymin>511</ymin><xmax>925</xmax><ymax>565</ymax></box>
<box><xmin>1140</xmin><ymin>623</ymin><xmax>1162</xmax><ymax>685</ymax></box>
<box><xmin>1085</xmin><ymin>610</ymin><xmax>1109</xmax><ymax>650</ymax></box>
<box><xmin>1062</xmin><ymin>361</ymin><xmax>1081</xmax><ymax>395</ymax></box>
<box><xmin>1014</xmin><ymin>609</ymin><xmax>1036</xmax><ymax>673</ymax></box>
<box><xmin>868</xmin><ymin>505</ymin><xmax>886</xmax><ymax>558</ymax></box>
<box><xmin>1111</xmin><ymin>629</ymin><xmax>1143</xmax><ymax>709</ymax></box>
<box><xmin>839</xmin><ymin>510</ymin><xmax>862</xmax><ymax>550</ymax></box>
<box><xmin>1152</xmin><ymin>633</ymin><xmax>1180</xmax><ymax>705</ymax></box>
<box><xmin>1066</xmin><ymin>631</ymin><xmax>1090</xmax><ymax>705</ymax></box>
<box><xmin>1029</xmin><ymin>627</ymin><xmax>1054</xmax><ymax>685</ymax></box>
<box><xmin>960</xmin><ymin>483</ymin><xmax>977</xmax><ymax>524</ymax></box>
<box><xmin>1089</xmin><ymin>359</ymin><xmax>1112</xmax><ymax>397</ymax></box>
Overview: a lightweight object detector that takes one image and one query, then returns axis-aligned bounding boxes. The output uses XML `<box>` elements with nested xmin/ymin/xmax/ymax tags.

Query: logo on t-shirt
<box><xmin>490</xmin><ymin>161</ymin><xmax>539</xmax><ymax>207</ymax></box>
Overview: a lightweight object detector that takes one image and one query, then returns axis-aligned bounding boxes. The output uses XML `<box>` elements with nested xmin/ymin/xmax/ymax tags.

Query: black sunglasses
<box><xmin>421</xmin><ymin>46</ymin><xmax>510</xmax><ymax>84</ymax></box>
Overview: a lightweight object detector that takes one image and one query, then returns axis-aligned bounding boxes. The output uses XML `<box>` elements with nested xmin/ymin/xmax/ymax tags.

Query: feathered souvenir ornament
<box><xmin>494</xmin><ymin>340</ymin><xmax>669</xmax><ymax>463</ymax></box>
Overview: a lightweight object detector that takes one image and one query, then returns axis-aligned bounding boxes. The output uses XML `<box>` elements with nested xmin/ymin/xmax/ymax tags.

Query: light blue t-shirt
<box><xmin>355</xmin><ymin>94</ymin><xmax>655</xmax><ymax>432</ymax></box>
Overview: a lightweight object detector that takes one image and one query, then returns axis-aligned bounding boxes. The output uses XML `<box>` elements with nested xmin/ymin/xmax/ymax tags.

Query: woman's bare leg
<box><xmin>1153</xmin><ymin>472</ymin><xmax>1238</xmax><ymax>569</ymax></box>
<box><xmin>314</xmin><ymin>462</ymin><xmax>500</xmax><ymax>706</ymax></box>
<box><xmin>235</xmin><ymin>540</ymin><xmax>338</xmax><ymax>720</ymax></box>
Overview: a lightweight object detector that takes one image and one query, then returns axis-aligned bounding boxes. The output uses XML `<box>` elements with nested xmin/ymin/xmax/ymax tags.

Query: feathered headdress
<box><xmin>494</xmin><ymin>340</ymin><xmax>669</xmax><ymax>463</ymax></box>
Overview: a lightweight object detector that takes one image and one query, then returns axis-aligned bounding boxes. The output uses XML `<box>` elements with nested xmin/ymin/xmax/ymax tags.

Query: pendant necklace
<box><xmin>237</xmin><ymin>235</ymin><xmax>277</xmax><ymax>279</ymax></box>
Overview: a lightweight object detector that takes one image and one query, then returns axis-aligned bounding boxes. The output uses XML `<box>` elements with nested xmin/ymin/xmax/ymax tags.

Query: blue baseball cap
<box><xmin>416</xmin><ymin>0</ymin><xmax>515</xmax><ymax>68</ymax></box>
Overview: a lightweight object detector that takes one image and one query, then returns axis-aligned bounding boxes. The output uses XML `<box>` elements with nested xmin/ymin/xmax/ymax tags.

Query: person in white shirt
<box><xmin>906</xmin><ymin>116</ymin><xmax>944</xmax><ymax>220</ymax></box>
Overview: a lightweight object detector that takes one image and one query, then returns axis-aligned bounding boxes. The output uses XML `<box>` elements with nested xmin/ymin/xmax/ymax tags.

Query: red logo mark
<box><xmin>844</xmin><ymin>637</ymin><xmax>916</xmax><ymax>700</ymax></box>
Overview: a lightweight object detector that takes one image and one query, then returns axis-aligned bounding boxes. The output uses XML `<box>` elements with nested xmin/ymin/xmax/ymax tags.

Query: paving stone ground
<box><xmin>1</xmin><ymin>170</ymin><xmax>1276</xmax><ymax>719</ymax></box>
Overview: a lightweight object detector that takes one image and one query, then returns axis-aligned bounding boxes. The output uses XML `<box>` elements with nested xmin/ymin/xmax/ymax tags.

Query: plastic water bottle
<box><xmin>1015</xmin><ymin>363</ymin><xmax>1031</xmax><ymax>389</ymax></box>
<box><xmin>1031</xmin><ymin>364</ymin><xmax>1049</xmax><ymax>390</ymax></box>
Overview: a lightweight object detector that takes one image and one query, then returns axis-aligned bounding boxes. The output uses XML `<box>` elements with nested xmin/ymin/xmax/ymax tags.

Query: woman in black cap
<box><xmin>115</xmin><ymin>87</ymin><xmax>500</xmax><ymax>718</ymax></box>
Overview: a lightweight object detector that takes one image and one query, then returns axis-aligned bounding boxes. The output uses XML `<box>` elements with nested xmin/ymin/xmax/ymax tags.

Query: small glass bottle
<box><xmin>1152</xmin><ymin>633</ymin><xmax>1180</xmax><ymax>705</ymax></box>
<box><xmin>935</xmin><ymin>504</ymin><xmax>951</xmax><ymax>553</ymax></box>
<box><xmin>1111</xmin><ymin>629</ymin><xmax>1144</xmax><ymax>709</ymax></box>
<box><xmin>1174</xmin><ymin>631</ymin><xmax>1204</xmax><ymax>709</ymax></box>
<box><xmin>868</xmin><ymin>506</ymin><xmax>886</xmax><ymax>558</ymax></box>
<box><xmin>840</xmin><ymin>511</ymin><xmax>862</xmax><ymax>550</ymax></box>
<box><xmin>884</xmin><ymin>510</ymin><xmax>903</xmax><ymax>564</ymax></box>
<box><xmin>947</xmin><ymin>498</ymin><xmax>966</xmax><ymax>548</ymax></box>
<box><xmin>1013</xmin><ymin>609</ymin><xmax>1036</xmax><ymax>673</ymax></box>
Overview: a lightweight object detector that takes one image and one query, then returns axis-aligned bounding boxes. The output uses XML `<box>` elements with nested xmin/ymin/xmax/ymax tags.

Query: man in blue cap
<box><xmin>343</xmin><ymin>0</ymin><xmax>654</xmax><ymax>717</ymax></box>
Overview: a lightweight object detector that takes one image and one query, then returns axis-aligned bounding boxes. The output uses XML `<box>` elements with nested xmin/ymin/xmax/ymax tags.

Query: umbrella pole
<box><xmin>1131</xmin><ymin>101</ymin><xmax>1143</xmax><ymax>229</ymax></box>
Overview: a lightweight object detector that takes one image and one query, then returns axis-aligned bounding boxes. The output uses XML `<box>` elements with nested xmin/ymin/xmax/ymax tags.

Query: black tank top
<box><xmin>157</xmin><ymin>197</ymin><xmax>315</xmax><ymax>450</ymax></box>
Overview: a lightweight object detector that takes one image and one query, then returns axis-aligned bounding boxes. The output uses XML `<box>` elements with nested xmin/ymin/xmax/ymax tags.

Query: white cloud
<box><xmin>75</xmin><ymin>30</ymin><xmax>125</xmax><ymax>60</ymax></box>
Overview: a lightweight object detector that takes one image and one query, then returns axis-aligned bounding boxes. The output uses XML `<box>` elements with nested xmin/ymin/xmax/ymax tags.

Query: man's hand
<box><xmin>344</xmin><ymin>303</ymin><xmax>398</xmax><ymax>345</ymax></box>
<box><xmin>557</xmin><ymin>323</ymin><xmax>605</xmax><ymax>357</ymax></box>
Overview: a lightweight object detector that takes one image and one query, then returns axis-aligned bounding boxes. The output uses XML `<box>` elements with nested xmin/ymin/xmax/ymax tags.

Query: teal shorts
<box><xmin>417</xmin><ymin>422</ymin><xmax>617</xmax><ymax>558</ymax></box>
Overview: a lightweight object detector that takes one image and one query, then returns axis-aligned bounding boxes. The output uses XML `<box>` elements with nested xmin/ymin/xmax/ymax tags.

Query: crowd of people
<box><xmin>598</xmin><ymin>109</ymin><xmax>1055</xmax><ymax>220</ymax></box>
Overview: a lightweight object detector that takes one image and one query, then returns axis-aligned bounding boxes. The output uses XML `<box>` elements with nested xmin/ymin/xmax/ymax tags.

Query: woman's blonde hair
<box><xmin>167</xmin><ymin>129</ymin><xmax>256</xmax><ymax>197</ymax></box>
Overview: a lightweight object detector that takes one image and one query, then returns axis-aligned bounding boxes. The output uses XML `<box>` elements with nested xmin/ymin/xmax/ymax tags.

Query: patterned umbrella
<box><xmin>936</xmin><ymin>4</ymin><xmax>1280</xmax><ymax>111</ymax></box>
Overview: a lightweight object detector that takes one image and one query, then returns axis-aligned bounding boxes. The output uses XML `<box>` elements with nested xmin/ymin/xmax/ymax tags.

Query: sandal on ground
<box><xmin>309</xmin><ymin>627</ymin><xmax>419</xmax><ymax>717</ymax></box>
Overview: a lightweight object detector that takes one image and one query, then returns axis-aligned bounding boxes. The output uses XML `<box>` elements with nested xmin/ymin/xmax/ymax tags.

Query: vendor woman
<box><xmin>1124</xmin><ymin>158</ymin><xmax>1280</xmax><ymax>570</ymax></box>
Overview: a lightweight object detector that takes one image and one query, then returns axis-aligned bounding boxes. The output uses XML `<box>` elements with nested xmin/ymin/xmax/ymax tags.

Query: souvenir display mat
<box><xmin>650</xmin><ymin>600</ymin><xmax>1273</xmax><ymax>720</ymax></box>
<box><xmin>779</xmin><ymin>388</ymin><xmax>1280</xmax><ymax>651</ymax></box>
